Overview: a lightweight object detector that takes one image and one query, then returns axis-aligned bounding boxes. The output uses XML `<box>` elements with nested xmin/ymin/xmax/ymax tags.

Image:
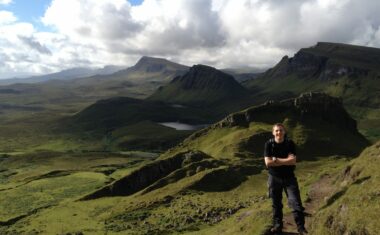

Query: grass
<box><xmin>0</xmin><ymin>172</ymin><xmax>107</xmax><ymax>221</ymax></box>
<box><xmin>308</xmin><ymin>141</ymin><xmax>380</xmax><ymax>235</ymax></box>
<box><xmin>0</xmin><ymin>150</ymin><xmax>159</xmax><ymax>234</ymax></box>
<box><xmin>0</xmin><ymin>136</ymin><xmax>373</xmax><ymax>234</ymax></box>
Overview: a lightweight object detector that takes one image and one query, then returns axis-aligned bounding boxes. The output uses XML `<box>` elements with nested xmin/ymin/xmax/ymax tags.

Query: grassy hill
<box><xmin>0</xmin><ymin>93</ymin><xmax>375</xmax><ymax>234</ymax></box>
<box><xmin>244</xmin><ymin>42</ymin><xmax>380</xmax><ymax>142</ymax></box>
<box><xmin>308</xmin><ymin>141</ymin><xmax>380</xmax><ymax>234</ymax></box>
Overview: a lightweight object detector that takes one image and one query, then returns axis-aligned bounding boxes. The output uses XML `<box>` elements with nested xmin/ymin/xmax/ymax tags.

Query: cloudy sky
<box><xmin>1</xmin><ymin>0</ymin><xmax>380</xmax><ymax>79</ymax></box>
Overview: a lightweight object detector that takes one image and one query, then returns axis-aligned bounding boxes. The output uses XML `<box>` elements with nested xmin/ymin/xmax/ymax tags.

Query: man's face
<box><xmin>272</xmin><ymin>125</ymin><xmax>285</xmax><ymax>141</ymax></box>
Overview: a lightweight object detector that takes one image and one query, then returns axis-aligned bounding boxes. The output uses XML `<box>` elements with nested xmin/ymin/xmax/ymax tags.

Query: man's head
<box><xmin>272</xmin><ymin>123</ymin><xmax>286</xmax><ymax>143</ymax></box>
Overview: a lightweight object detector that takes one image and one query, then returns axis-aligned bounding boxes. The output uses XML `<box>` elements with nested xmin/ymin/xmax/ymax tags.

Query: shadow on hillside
<box><xmin>189</xmin><ymin>167</ymin><xmax>248</xmax><ymax>192</ymax></box>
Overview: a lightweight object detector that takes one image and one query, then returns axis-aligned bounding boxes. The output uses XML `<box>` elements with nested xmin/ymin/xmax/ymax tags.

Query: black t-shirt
<box><xmin>264</xmin><ymin>138</ymin><xmax>296</xmax><ymax>177</ymax></box>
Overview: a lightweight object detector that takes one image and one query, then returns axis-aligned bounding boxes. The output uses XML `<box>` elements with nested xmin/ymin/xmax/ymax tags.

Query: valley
<box><xmin>0</xmin><ymin>42</ymin><xmax>379</xmax><ymax>234</ymax></box>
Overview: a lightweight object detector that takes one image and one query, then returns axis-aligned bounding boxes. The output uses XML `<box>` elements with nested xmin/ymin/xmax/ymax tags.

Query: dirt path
<box><xmin>281</xmin><ymin>174</ymin><xmax>335</xmax><ymax>234</ymax></box>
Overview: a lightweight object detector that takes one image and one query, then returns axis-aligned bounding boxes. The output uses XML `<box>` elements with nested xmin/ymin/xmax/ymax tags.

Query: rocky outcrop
<box><xmin>262</xmin><ymin>42</ymin><xmax>380</xmax><ymax>80</ymax></box>
<box><xmin>218</xmin><ymin>92</ymin><xmax>357</xmax><ymax>131</ymax></box>
<box><xmin>80</xmin><ymin>151</ymin><xmax>211</xmax><ymax>200</ymax></box>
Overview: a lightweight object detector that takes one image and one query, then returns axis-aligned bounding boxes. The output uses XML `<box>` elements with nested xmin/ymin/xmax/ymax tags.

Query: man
<box><xmin>264</xmin><ymin>123</ymin><xmax>307</xmax><ymax>234</ymax></box>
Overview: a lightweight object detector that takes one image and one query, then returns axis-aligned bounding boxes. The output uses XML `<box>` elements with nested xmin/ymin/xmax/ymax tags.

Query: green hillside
<box><xmin>308</xmin><ymin>141</ymin><xmax>380</xmax><ymax>235</ymax></box>
<box><xmin>244</xmin><ymin>42</ymin><xmax>380</xmax><ymax>142</ymax></box>
<box><xmin>0</xmin><ymin>92</ymin><xmax>375</xmax><ymax>234</ymax></box>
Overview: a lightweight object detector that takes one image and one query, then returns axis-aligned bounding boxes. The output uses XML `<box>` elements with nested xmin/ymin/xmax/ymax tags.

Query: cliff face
<box><xmin>81</xmin><ymin>151</ymin><xmax>214</xmax><ymax>200</ymax></box>
<box><xmin>219</xmin><ymin>92</ymin><xmax>356</xmax><ymax>130</ymax></box>
<box><xmin>263</xmin><ymin>42</ymin><xmax>380</xmax><ymax>80</ymax></box>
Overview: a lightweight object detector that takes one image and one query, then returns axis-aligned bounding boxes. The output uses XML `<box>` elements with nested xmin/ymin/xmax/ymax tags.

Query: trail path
<box><xmin>281</xmin><ymin>174</ymin><xmax>334</xmax><ymax>234</ymax></box>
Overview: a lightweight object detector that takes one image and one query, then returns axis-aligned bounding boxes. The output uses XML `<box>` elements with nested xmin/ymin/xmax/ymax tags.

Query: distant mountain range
<box><xmin>0</xmin><ymin>42</ymin><xmax>379</xmax><ymax>153</ymax></box>
<box><xmin>0</xmin><ymin>65</ymin><xmax>125</xmax><ymax>85</ymax></box>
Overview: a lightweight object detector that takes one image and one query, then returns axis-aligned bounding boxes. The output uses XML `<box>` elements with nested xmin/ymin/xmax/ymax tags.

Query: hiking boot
<box><xmin>298</xmin><ymin>227</ymin><xmax>308</xmax><ymax>235</ymax></box>
<box><xmin>270</xmin><ymin>224</ymin><xmax>282</xmax><ymax>233</ymax></box>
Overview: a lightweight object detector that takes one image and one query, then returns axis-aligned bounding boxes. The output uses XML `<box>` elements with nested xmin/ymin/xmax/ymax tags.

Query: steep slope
<box><xmin>244</xmin><ymin>42</ymin><xmax>380</xmax><ymax>142</ymax></box>
<box><xmin>148</xmin><ymin>64</ymin><xmax>250</xmax><ymax>106</ymax></box>
<box><xmin>309</xmin><ymin>141</ymin><xmax>380</xmax><ymax>235</ymax></box>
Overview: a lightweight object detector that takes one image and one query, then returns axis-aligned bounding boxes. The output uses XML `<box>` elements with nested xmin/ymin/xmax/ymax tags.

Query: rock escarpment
<box><xmin>81</xmin><ymin>151</ymin><xmax>216</xmax><ymax>200</ymax></box>
<box><xmin>263</xmin><ymin>42</ymin><xmax>380</xmax><ymax>80</ymax></box>
<box><xmin>219</xmin><ymin>92</ymin><xmax>356</xmax><ymax>131</ymax></box>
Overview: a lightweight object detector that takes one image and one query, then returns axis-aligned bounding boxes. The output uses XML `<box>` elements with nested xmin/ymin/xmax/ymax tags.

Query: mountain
<box><xmin>244</xmin><ymin>42</ymin><xmax>380</xmax><ymax>142</ymax></box>
<box><xmin>0</xmin><ymin>57</ymin><xmax>189</xmax><ymax>116</ymax></box>
<box><xmin>0</xmin><ymin>66</ymin><xmax>124</xmax><ymax>85</ymax></box>
<box><xmin>254</xmin><ymin>42</ymin><xmax>380</xmax><ymax>80</ymax></box>
<box><xmin>62</xmin><ymin>56</ymin><xmax>190</xmax><ymax>100</ymax></box>
<box><xmin>122</xmin><ymin>56</ymin><xmax>189</xmax><ymax>77</ymax></box>
<box><xmin>148</xmin><ymin>64</ymin><xmax>250</xmax><ymax>106</ymax></box>
<box><xmin>94</xmin><ymin>56</ymin><xmax>189</xmax><ymax>85</ymax></box>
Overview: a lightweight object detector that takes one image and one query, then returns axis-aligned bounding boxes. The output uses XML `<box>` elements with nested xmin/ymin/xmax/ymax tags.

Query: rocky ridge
<box><xmin>262</xmin><ymin>42</ymin><xmax>380</xmax><ymax>80</ymax></box>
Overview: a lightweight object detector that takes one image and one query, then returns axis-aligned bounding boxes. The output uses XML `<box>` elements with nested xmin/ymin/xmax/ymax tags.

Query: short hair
<box><xmin>272</xmin><ymin>123</ymin><xmax>286</xmax><ymax>131</ymax></box>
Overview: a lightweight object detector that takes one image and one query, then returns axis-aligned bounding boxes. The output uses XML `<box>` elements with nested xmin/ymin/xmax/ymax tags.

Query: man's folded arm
<box><xmin>264</xmin><ymin>155</ymin><xmax>296</xmax><ymax>167</ymax></box>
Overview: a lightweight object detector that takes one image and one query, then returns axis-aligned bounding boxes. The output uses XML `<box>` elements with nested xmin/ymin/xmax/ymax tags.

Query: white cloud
<box><xmin>0</xmin><ymin>0</ymin><xmax>12</xmax><ymax>5</ymax></box>
<box><xmin>2</xmin><ymin>0</ymin><xmax>380</xmax><ymax>78</ymax></box>
<box><xmin>0</xmin><ymin>10</ymin><xmax>16</xmax><ymax>24</ymax></box>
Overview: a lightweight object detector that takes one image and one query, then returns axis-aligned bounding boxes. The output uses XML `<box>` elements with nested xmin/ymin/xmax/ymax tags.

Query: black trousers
<box><xmin>268</xmin><ymin>174</ymin><xmax>305</xmax><ymax>229</ymax></box>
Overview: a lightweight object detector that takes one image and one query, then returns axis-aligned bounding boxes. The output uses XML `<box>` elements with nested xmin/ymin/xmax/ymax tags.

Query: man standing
<box><xmin>264</xmin><ymin>123</ymin><xmax>307</xmax><ymax>234</ymax></box>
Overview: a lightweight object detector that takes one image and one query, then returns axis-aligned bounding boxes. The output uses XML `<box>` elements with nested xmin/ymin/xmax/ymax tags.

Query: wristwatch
<box><xmin>272</xmin><ymin>157</ymin><xmax>277</xmax><ymax>162</ymax></box>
